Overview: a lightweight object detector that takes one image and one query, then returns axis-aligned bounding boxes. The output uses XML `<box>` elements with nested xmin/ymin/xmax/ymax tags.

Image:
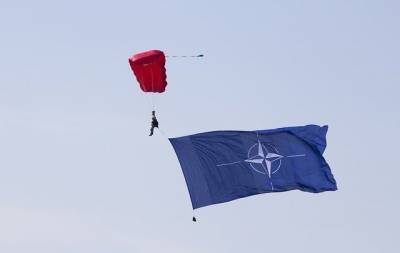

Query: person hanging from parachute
<box><xmin>129</xmin><ymin>50</ymin><xmax>166</xmax><ymax>136</ymax></box>
<box><xmin>149</xmin><ymin>110</ymin><xmax>159</xmax><ymax>136</ymax></box>
<box><xmin>129</xmin><ymin>49</ymin><xmax>203</xmax><ymax>136</ymax></box>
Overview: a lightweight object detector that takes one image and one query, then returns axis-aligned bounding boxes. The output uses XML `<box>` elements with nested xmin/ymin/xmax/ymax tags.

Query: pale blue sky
<box><xmin>1</xmin><ymin>1</ymin><xmax>399</xmax><ymax>252</ymax></box>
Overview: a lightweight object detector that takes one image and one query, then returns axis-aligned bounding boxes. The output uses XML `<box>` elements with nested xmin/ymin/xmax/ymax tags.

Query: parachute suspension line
<box><xmin>166</xmin><ymin>54</ymin><xmax>204</xmax><ymax>58</ymax></box>
<box><xmin>144</xmin><ymin>93</ymin><xmax>155</xmax><ymax>113</ymax></box>
<box><xmin>145</xmin><ymin>93</ymin><xmax>153</xmax><ymax>109</ymax></box>
<box><xmin>150</xmin><ymin>67</ymin><xmax>155</xmax><ymax>111</ymax></box>
<box><xmin>150</xmin><ymin>93</ymin><xmax>155</xmax><ymax>111</ymax></box>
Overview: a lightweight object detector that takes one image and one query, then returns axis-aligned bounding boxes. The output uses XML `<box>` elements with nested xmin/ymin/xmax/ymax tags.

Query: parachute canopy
<box><xmin>129</xmin><ymin>50</ymin><xmax>167</xmax><ymax>93</ymax></box>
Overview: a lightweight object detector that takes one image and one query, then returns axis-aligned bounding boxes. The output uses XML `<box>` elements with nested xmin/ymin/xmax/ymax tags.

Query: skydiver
<box><xmin>149</xmin><ymin>110</ymin><xmax>159</xmax><ymax>136</ymax></box>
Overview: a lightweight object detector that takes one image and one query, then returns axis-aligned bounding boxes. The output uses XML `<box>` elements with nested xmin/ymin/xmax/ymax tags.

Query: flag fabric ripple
<box><xmin>169</xmin><ymin>125</ymin><xmax>337</xmax><ymax>209</ymax></box>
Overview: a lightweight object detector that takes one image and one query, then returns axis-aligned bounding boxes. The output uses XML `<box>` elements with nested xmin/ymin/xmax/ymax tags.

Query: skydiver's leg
<box><xmin>149</xmin><ymin>126</ymin><xmax>154</xmax><ymax>136</ymax></box>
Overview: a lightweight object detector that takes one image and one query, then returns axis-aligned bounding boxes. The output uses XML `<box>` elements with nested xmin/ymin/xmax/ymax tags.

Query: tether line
<box><xmin>166</xmin><ymin>54</ymin><xmax>204</xmax><ymax>58</ymax></box>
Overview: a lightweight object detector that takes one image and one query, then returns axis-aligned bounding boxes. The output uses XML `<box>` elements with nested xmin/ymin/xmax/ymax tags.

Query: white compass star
<box><xmin>244</xmin><ymin>141</ymin><xmax>283</xmax><ymax>178</ymax></box>
<box><xmin>216</xmin><ymin>138</ymin><xmax>306</xmax><ymax>191</ymax></box>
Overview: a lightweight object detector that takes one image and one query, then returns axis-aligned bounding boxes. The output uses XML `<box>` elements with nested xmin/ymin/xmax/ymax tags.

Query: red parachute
<box><xmin>128</xmin><ymin>50</ymin><xmax>202</xmax><ymax>137</ymax></box>
<box><xmin>128</xmin><ymin>50</ymin><xmax>167</xmax><ymax>93</ymax></box>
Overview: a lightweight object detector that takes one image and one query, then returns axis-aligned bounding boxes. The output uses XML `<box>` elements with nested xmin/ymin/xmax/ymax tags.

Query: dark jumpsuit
<box><xmin>149</xmin><ymin>111</ymin><xmax>159</xmax><ymax>136</ymax></box>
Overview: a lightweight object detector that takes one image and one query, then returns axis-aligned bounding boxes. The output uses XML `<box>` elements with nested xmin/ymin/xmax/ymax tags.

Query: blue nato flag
<box><xmin>169</xmin><ymin>125</ymin><xmax>337</xmax><ymax>209</ymax></box>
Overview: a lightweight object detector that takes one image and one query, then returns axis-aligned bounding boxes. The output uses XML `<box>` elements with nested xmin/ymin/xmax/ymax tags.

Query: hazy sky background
<box><xmin>1</xmin><ymin>1</ymin><xmax>399</xmax><ymax>252</ymax></box>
